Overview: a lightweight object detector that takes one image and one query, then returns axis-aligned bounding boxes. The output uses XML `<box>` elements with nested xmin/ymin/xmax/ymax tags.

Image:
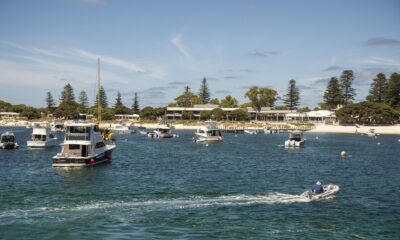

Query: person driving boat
<box><xmin>312</xmin><ymin>181</ymin><xmax>324</xmax><ymax>194</ymax></box>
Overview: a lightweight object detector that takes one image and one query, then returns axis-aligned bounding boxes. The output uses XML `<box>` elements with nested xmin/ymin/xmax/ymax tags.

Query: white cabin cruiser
<box><xmin>52</xmin><ymin>122</ymin><xmax>116</xmax><ymax>167</ymax></box>
<box><xmin>284</xmin><ymin>131</ymin><xmax>305</xmax><ymax>147</ymax></box>
<box><xmin>50</xmin><ymin>119</ymin><xmax>64</xmax><ymax>132</ymax></box>
<box><xmin>0</xmin><ymin>131</ymin><xmax>19</xmax><ymax>149</ymax></box>
<box><xmin>194</xmin><ymin>121</ymin><xmax>223</xmax><ymax>143</ymax></box>
<box><xmin>301</xmin><ymin>184</ymin><xmax>340</xmax><ymax>200</ymax></box>
<box><xmin>109</xmin><ymin>123</ymin><xmax>134</xmax><ymax>134</ymax></box>
<box><xmin>27</xmin><ymin>128</ymin><xmax>58</xmax><ymax>148</ymax></box>
<box><xmin>367</xmin><ymin>128</ymin><xmax>378</xmax><ymax>137</ymax></box>
<box><xmin>148</xmin><ymin>121</ymin><xmax>174</xmax><ymax>138</ymax></box>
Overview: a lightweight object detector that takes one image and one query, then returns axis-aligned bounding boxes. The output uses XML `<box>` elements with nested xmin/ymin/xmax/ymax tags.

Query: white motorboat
<box><xmin>244</xmin><ymin>129</ymin><xmax>258</xmax><ymax>135</ymax></box>
<box><xmin>148</xmin><ymin>120</ymin><xmax>174</xmax><ymax>138</ymax></box>
<box><xmin>27</xmin><ymin>128</ymin><xmax>58</xmax><ymax>148</ymax></box>
<box><xmin>301</xmin><ymin>184</ymin><xmax>340</xmax><ymax>200</ymax></box>
<box><xmin>367</xmin><ymin>128</ymin><xmax>378</xmax><ymax>137</ymax></box>
<box><xmin>194</xmin><ymin>120</ymin><xmax>223</xmax><ymax>143</ymax></box>
<box><xmin>50</xmin><ymin>119</ymin><xmax>64</xmax><ymax>132</ymax></box>
<box><xmin>109</xmin><ymin>123</ymin><xmax>134</xmax><ymax>134</ymax></box>
<box><xmin>284</xmin><ymin>131</ymin><xmax>305</xmax><ymax>147</ymax></box>
<box><xmin>0</xmin><ymin>131</ymin><xmax>19</xmax><ymax>149</ymax></box>
<box><xmin>52</xmin><ymin>122</ymin><xmax>116</xmax><ymax>167</ymax></box>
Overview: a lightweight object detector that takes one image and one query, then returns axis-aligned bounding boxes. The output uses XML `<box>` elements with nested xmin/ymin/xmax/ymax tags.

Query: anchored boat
<box><xmin>52</xmin><ymin>122</ymin><xmax>115</xmax><ymax>167</ymax></box>
<box><xmin>194</xmin><ymin>120</ymin><xmax>223</xmax><ymax>143</ymax></box>
<box><xmin>284</xmin><ymin>131</ymin><xmax>305</xmax><ymax>147</ymax></box>
<box><xmin>27</xmin><ymin>128</ymin><xmax>57</xmax><ymax>148</ymax></box>
<box><xmin>148</xmin><ymin>120</ymin><xmax>174</xmax><ymax>138</ymax></box>
<box><xmin>0</xmin><ymin>131</ymin><xmax>19</xmax><ymax>149</ymax></box>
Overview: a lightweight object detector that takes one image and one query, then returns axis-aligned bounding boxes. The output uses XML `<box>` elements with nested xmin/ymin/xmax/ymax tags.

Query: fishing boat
<box><xmin>52</xmin><ymin>58</ymin><xmax>116</xmax><ymax>167</ymax></box>
<box><xmin>148</xmin><ymin>120</ymin><xmax>174</xmax><ymax>138</ymax></box>
<box><xmin>301</xmin><ymin>184</ymin><xmax>340</xmax><ymax>200</ymax></box>
<box><xmin>52</xmin><ymin>122</ymin><xmax>116</xmax><ymax>167</ymax></box>
<box><xmin>109</xmin><ymin>123</ymin><xmax>134</xmax><ymax>134</ymax></box>
<box><xmin>27</xmin><ymin>128</ymin><xmax>58</xmax><ymax>148</ymax></box>
<box><xmin>50</xmin><ymin>119</ymin><xmax>64</xmax><ymax>132</ymax></box>
<box><xmin>0</xmin><ymin>131</ymin><xmax>19</xmax><ymax>149</ymax></box>
<box><xmin>284</xmin><ymin>130</ymin><xmax>305</xmax><ymax>147</ymax></box>
<box><xmin>194</xmin><ymin>120</ymin><xmax>223</xmax><ymax>143</ymax></box>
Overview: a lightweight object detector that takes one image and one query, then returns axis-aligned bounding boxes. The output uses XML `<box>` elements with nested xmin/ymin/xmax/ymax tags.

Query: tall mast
<box><xmin>97</xmin><ymin>57</ymin><xmax>101</xmax><ymax>123</ymax></box>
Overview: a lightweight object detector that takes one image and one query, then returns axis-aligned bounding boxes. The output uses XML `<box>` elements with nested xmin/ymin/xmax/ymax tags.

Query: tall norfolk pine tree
<box><xmin>198</xmin><ymin>78</ymin><xmax>210</xmax><ymax>104</ymax></box>
<box><xmin>367</xmin><ymin>73</ymin><xmax>387</xmax><ymax>102</ymax></box>
<box><xmin>323</xmin><ymin>77</ymin><xmax>342</xmax><ymax>109</ymax></box>
<box><xmin>132</xmin><ymin>92</ymin><xmax>139</xmax><ymax>113</ymax></box>
<box><xmin>60</xmin><ymin>83</ymin><xmax>75</xmax><ymax>103</ymax></box>
<box><xmin>385</xmin><ymin>72</ymin><xmax>400</xmax><ymax>108</ymax></box>
<box><xmin>95</xmin><ymin>86</ymin><xmax>108</xmax><ymax>108</ymax></box>
<box><xmin>339</xmin><ymin>70</ymin><xmax>356</xmax><ymax>105</ymax></box>
<box><xmin>283</xmin><ymin>79</ymin><xmax>300</xmax><ymax>110</ymax></box>
<box><xmin>45</xmin><ymin>91</ymin><xmax>55</xmax><ymax>112</ymax></box>
<box><xmin>78</xmin><ymin>90</ymin><xmax>89</xmax><ymax>109</ymax></box>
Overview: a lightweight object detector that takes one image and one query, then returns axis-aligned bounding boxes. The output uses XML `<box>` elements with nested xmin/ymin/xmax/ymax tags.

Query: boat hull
<box><xmin>0</xmin><ymin>142</ymin><xmax>19</xmax><ymax>150</ymax></box>
<box><xmin>27</xmin><ymin>139</ymin><xmax>58</xmax><ymax>148</ymax></box>
<box><xmin>52</xmin><ymin>148</ymin><xmax>114</xmax><ymax>167</ymax></box>
<box><xmin>302</xmin><ymin>184</ymin><xmax>340</xmax><ymax>200</ymax></box>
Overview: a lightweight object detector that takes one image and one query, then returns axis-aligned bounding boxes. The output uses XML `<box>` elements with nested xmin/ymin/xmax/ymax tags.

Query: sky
<box><xmin>0</xmin><ymin>0</ymin><xmax>399</xmax><ymax>108</ymax></box>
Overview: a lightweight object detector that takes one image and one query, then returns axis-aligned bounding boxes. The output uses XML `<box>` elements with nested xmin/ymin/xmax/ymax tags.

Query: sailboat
<box><xmin>52</xmin><ymin>58</ymin><xmax>116</xmax><ymax>167</ymax></box>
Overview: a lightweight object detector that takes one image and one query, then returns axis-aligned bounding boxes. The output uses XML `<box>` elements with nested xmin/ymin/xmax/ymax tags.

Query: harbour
<box><xmin>1</xmin><ymin>126</ymin><xmax>399</xmax><ymax>239</ymax></box>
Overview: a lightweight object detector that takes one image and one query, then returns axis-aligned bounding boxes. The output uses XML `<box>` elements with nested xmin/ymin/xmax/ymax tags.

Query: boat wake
<box><xmin>0</xmin><ymin>193</ymin><xmax>311</xmax><ymax>219</ymax></box>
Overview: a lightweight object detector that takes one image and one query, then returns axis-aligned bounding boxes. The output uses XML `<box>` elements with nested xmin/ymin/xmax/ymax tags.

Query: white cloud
<box><xmin>363</xmin><ymin>57</ymin><xmax>400</xmax><ymax>66</ymax></box>
<box><xmin>32</xmin><ymin>47</ymin><xmax>64</xmax><ymax>58</ymax></box>
<box><xmin>73</xmin><ymin>48</ymin><xmax>148</xmax><ymax>74</ymax></box>
<box><xmin>170</xmin><ymin>34</ymin><xmax>191</xmax><ymax>59</ymax></box>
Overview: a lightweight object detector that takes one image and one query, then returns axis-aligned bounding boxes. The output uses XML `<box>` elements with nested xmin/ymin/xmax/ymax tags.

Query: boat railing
<box><xmin>65</xmin><ymin>133</ymin><xmax>90</xmax><ymax>141</ymax></box>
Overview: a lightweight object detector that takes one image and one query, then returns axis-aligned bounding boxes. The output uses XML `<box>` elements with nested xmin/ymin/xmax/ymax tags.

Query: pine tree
<box><xmin>283</xmin><ymin>79</ymin><xmax>300</xmax><ymax>110</ymax></box>
<box><xmin>132</xmin><ymin>92</ymin><xmax>139</xmax><ymax>113</ymax></box>
<box><xmin>339</xmin><ymin>70</ymin><xmax>356</xmax><ymax>105</ymax></box>
<box><xmin>184</xmin><ymin>86</ymin><xmax>190</xmax><ymax>93</ymax></box>
<box><xmin>367</xmin><ymin>73</ymin><xmax>387</xmax><ymax>102</ymax></box>
<box><xmin>45</xmin><ymin>91</ymin><xmax>55</xmax><ymax>112</ymax></box>
<box><xmin>323</xmin><ymin>77</ymin><xmax>343</xmax><ymax>109</ymax></box>
<box><xmin>385</xmin><ymin>72</ymin><xmax>400</xmax><ymax>108</ymax></box>
<box><xmin>60</xmin><ymin>83</ymin><xmax>75</xmax><ymax>103</ymax></box>
<box><xmin>198</xmin><ymin>78</ymin><xmax>210</xmax><ymax>104</ymax></box>
<box><xmin>114</xmin><ymin>91</ymin><xmax>123</xmax><ymax>108</ymax></box>
<box><xmin>95</xmin><ymin>86</ymin><xmax>108</xmax><ymax>108</ymax></box>
<box><xmin>78</xmin><ymin>90</ymin><xmax>89</xmax><ymax>109</ymax></box>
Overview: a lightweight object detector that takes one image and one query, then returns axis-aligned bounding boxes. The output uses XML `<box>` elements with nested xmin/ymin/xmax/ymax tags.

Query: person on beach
<box><xmin>312</xmin><ymin>181</ymin><xmax>324</xmax><ymax>194</ymax></box>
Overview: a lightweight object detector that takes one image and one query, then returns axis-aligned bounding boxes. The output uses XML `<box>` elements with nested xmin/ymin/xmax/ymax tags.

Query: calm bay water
<box><xmin>1</xmin><ymin>126</ymin><xmax>399</xmax><ymax>239</ymax></box>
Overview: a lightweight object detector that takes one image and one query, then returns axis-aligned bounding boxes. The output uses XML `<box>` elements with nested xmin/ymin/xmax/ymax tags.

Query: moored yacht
<box><xmin>27</xmin><ymin>128</ymin><xmax>58</xmax><ymax>148</ymax></box>
<box><xmin>194</xmin><ymin>120</ymin><xmax>223</xmax><ymax>143</ymax></box>
<box><xmin>284</xmin><ymin>131</ymin><xmax>305</xmax><ymax>147</ymax></box>
<box><xmin>109</xmin><ymin>123</ymin><xmax>134</xmax><ymax>134</ymax></box>
<box><xmin>0</xmin><ymin>131</ymin><xmax>19</xmax><ymax>149</ymax></box>
<box><xmin>50</xmin><ymin>119</ymin><xmax>64</xmax><ymax>132</ymax></box>
<box><xmin>52</xmin><ymin>122</ymin><xmax>116</xmax><ymax>167</ymax></box>
<box><xmin>148</xmin><ymin>120</ymin><xmax>174</xmax><ymax>138</ymax></box>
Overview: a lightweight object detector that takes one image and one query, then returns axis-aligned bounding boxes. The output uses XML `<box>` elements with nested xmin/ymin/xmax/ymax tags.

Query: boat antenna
<box><xmin>97</xmin><ymin>57</ymin><xmax>102</xmax><ymax>124</ymax></box>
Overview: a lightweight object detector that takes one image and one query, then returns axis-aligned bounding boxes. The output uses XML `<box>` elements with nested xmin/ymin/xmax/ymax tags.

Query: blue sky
<box><xmin>0</xmin><ymin>0</ymin><xmax>399</xmax><ymax>108</ymax></box>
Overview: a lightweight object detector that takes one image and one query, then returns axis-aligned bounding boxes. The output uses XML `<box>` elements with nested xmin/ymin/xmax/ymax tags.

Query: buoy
<box><xmin>205</xmin><ymin>143</ymin><xmax>209</xmax><ymax>147</ymax></box>
<box><xmin>377</xmin><ymin>142</ymin><xmax>381</xmax><ymax>145</ymax></box>
<box><xmin>398</xmin><ymin>139</ymin><xmax>400</xmax><ymax>142</ymax></box>
<box><xmin>315</xmin><ymin>136</ymin><xmax>319</xmax><ymax>140</ymax></box>
<box><xmin>90</xmin><ymin>158</ymin><xmax>95</xmax><ymax>164</ymax></box>
<box><xmin>341</xmin><ymin>151</ymin><xmax>346</xmax><ymax>157</ymax></box>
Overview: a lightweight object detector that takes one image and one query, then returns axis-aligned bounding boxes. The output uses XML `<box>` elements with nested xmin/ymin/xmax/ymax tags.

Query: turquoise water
<box><xmin>1</xmin><ymin>127</ymin><xmax>399</xmax><ymax>239</ymax></box>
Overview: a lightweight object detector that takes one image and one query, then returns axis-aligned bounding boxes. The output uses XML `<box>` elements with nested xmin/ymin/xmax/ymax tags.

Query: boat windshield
<box><xmin>32</xmin><ymin>134</ymin><xmax>46</xmax><ymax>141</ymax></box>
<box><xmin>1</xmin><ymin>135</ymin><xmax>15</xmax><ymax>142</ymax></box>
<box><xmin>207</xmin><ymin>130</ymin><xmax>221</xmax><ymax>136</ymax></box>
<box><xmin>289</xmin><ymin>133</ymin><xmax>302</xmax><ymax>141</ymax></box>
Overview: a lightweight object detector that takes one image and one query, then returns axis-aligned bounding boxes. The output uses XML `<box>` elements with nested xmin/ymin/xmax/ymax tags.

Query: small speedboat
<box><xmin>148</xmin><ymin>120</ymin><xmax>174</xmax><ymax>138</ymax></box>
<box><xmin>194</xmin><ymin>120</ymin><xmax>223</xmax><ymax>143</ymax></box>
<box><xmin>0</xmin><ymin>131</ymin><xmax>19</xmax><ymax>149</ymax></box>
<box><xmin>284</xmin><ymin>131</ymin><xmax>305</xmax><ymax>147</ymax></box>
<box><xmin>301</xmin><ymin>184</ymin><xmax>340</xmax><ymax>200</ymax></box>
<box><xmin>244</xmin><ymin>129</ymin><xmax>257</xmax><ymax>135</ymax></box>
<box><xmin>27</xmin><ymin>127</ymin><xmax>58</xmax><ymax>148</ymax></box>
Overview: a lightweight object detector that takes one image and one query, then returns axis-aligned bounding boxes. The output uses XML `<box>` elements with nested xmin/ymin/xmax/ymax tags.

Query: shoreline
<box><xmin>1</xmin><ymin>120</ymin><xmax>400</xmax><ymax>135</ymax></box>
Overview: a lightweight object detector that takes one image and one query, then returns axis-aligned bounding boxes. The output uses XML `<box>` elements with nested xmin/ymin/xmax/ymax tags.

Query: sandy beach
<box><xmin>309</xmin><ymin>124</ymin><xmax>400</xmax><ymax>135</ymax></box>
